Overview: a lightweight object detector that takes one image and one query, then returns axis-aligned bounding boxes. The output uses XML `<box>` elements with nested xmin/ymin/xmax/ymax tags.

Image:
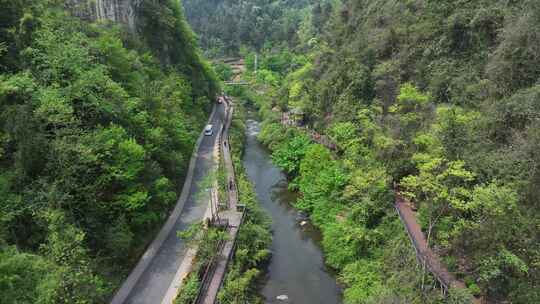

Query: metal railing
<box><xmin>278</xmin><ymin>115</ymin><xmax>467</xmax><ymax>295</ymax></box>
<box><xmin>192</xmin><ymin>236</ymin><xmax>227</xmax><ymax>304</ymax></box>
<box><xmin>394</xmin><ymin>193</ymin><xmax>463</xmax><ymax>292</ymax></box>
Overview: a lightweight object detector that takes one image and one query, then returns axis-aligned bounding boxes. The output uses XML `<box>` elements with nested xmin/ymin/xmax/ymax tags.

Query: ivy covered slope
<box><xmin>249</xmin><ymin>0</ymin><xmax>540</xmax><ymax>303</ymax></box>
<box><xmin>0</xmin><ymin>1</ymin><xmax>218</xmax><ymax>303</ymax></box>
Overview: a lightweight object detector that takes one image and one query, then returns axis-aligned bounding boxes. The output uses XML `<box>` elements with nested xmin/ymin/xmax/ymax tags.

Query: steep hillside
<box><xmin>182</xmin><ymin>0</ymin><xmax>314</xmax><ymax>57</ymax></box>
<box><xmin>239</xmin><ymin>0</ymin><xmax>540</xmax><ymax>303</ymax></box>
<box><xmin>0</xmin><ymin>1</ymin><xmax>218</xmax><ymax>303</ymax></box>
<box><xmin>65</xmin><ymin>0</ymin><xmax>138</xmax><ymax>30</ymax></box>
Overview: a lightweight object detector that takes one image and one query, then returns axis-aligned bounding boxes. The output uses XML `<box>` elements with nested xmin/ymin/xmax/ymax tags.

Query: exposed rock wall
<box><xmin>65</xmin><ymin>0</ymin><xmax>140</xmax><ymax>31</ymax></box>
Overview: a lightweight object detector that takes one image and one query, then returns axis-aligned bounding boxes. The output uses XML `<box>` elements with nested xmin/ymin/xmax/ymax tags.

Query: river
<box><xmin>243</xmin><ymin>119</ymin><xmax>342</xmax><ymax>304</ymax></box>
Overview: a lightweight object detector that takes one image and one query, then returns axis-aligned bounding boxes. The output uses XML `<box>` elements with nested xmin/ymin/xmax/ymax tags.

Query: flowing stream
<box><xmin>243</xmin><ymin>119</ymin><xmax>342</xmax><ymax>304</ymax></box>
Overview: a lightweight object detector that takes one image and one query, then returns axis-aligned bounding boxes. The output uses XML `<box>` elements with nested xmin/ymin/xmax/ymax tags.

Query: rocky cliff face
<box><xmin>65</xmin><ymin>0</ymin><xmax>140</xmax><ymax>31</ymax></box>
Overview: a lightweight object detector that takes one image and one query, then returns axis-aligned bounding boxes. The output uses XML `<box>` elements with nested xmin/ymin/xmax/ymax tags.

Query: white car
<box><xmin>204</xmin><ymin>124</ymin><xmax>213</xmax><ymax>136</ymax></box>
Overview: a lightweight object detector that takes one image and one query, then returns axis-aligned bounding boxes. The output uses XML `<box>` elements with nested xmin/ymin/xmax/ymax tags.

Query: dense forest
<box><xmin>182</xmin><ymin>0</ymin><xmax>324</xmax><ymax>57</ymax></box>
<box><xmin>0</xmin><ymin>0</ymin><xmax>218</xmax><ymax>303</ymax></box>
<box><xmin>2</xmin><ymin>0</ymin><xmax>540</xmax><ymax>303</ymax></box>
<box><xmin>183</xmin><ymin>0</ymin><xmax>540</xmax><ymax>303</ymax></box>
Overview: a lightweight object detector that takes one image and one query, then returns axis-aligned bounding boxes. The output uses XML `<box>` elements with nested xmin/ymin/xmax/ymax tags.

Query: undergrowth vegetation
<box><xmin>0</xmin><ymin>1</ymin><xmax>218</xmax><ymax>302</ymax></box>
<box><xmin>257</xmin><ymin>109</ymin><xmax>468</xmax><ymax>303</ymax></box>
<box><xmin>219</xmin><ymin>0</ymin><xmax>540</xmax><ymax>302</ymax></box>
<box><xmin>174</xmin><ymin>225</ymin><xmax>227</xmax><ymax>304</ymax></box>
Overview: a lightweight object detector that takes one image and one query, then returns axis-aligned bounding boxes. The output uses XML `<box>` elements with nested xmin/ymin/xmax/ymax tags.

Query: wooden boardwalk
<box><xmin>200</xmin><ymin>212</ymin><xmax>242</xmax><ymax>304</ymax></box>
<box><xmin>395</xmin><ymin>193</ymin><xmax>466</xmax><ymax>291</ymax></box>
<box><xmin>278</xmin><ymin>116</ymin><xmax>473</xmax><ymax>297</ymax></box>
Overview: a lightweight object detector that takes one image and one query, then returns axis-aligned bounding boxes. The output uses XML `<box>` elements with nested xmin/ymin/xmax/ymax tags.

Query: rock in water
<box><xmin>276</xmin><ymin>294</ymin><xmax>289</xmax><ymax>301</ymax></box>
<box><xmin>296</xmin><ymin>211</ymin><xmax>308</xmax><ymax>221</ymax></box>
<box><xmin>300</xmin><ymin>220</ymin><xmax>308</xmax><ymax>226</ymax></box>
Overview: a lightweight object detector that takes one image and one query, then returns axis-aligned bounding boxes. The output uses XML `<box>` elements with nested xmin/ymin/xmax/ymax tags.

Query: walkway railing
<box><xmin>279</xmin><ymin>116</ymin><xmax>471</xmax><ymax>296</ymax></box>
<box><xmin>191</xmin><ymin>238</ymin><xmax>226</xmax><ymax>304</ymax></box>
<box><xmin>224</xmin><ymin>81</ymin><xmax>249</xmax><ymax>86</ymax></box>
<box><xmin>395</xmin><ymin>193</ymin><xmax>465</xmax><ymax>292</ymax></box>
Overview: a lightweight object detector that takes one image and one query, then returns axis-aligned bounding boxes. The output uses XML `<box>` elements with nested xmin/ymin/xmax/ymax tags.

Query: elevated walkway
<box><xmin>278</xmin><ymin>116</ymin><xmax>474</xmax><ymax>299</ymax></box>
<box><xmin>395</xmin><ymin>193</ymin><xmax>466</xmax><ymax>291</ymax></box>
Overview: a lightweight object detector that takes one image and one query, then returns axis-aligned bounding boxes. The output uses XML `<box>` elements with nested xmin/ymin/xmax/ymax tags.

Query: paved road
<box><xmin>118</xmin><ymin>104</ymin><xmax>225</xmax><ymax>304</ymax></box>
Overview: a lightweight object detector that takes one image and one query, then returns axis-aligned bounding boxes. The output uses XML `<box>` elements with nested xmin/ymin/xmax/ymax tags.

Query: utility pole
<box><xmin>254</xmin><ymin>53</ymin><xmax>258</xmax><ymax>74</ymax></box>
<box><xmin>209</xmin><ymin>186</ymin><xmax>220</xmax><ymax>224</ymax></box>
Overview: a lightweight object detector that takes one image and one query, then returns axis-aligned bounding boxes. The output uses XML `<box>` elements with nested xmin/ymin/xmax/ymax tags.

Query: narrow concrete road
<box><xmin>113</xmin><ymin>104</ymin><xmax>226</xmax><ymax>304</ymax></box>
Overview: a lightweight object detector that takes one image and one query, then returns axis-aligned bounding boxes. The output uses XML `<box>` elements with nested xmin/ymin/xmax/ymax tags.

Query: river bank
<box><xmin>243</xmin><ymin>117</ymin><xmax>342</xmax><ymax>304</ymax></box>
